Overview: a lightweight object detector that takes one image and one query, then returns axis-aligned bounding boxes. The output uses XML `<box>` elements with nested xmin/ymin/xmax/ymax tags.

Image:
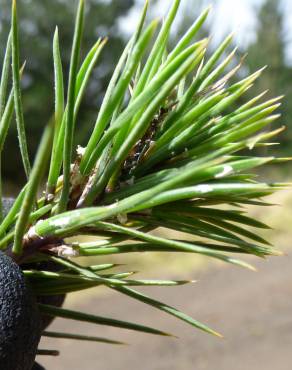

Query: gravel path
<box><xmin>39</xmin><ymin>253</ymin><xmax>292</xmax><ymax>370</ymax></box>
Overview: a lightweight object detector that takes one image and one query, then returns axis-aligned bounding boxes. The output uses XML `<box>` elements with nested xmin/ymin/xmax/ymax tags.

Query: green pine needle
<box><xmin>39</xmin><ymin>303</ymin><xmax>173</xmax><ymax>337</ymax></box>
<box><xmin>57</xmin><ymin>0</ymin><xmax>85</xmax><ymax>213</ymax></box>
<box><xmin>11</xmin><ymin>0</ymin><xmax>31</xmax><ymax>178</ymax></box>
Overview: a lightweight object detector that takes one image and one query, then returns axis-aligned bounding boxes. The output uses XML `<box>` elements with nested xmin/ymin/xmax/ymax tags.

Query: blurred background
<box><xmin>1</xmin><ymin>0</ymin><xmax>292</xmax><ymax>369</ymax></box>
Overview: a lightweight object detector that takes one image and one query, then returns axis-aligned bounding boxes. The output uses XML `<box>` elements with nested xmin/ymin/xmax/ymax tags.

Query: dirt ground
<box><xmin>38</xmin><ymin>251</ymin><xmax>292</xmax><ymax>370</ymax></box>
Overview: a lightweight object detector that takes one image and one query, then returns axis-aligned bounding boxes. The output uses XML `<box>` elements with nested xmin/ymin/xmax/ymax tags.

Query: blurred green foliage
<box><xmin>244</xmin><ymin>0</ymin><xmax>292</xmax><ymax>156</ymax></box>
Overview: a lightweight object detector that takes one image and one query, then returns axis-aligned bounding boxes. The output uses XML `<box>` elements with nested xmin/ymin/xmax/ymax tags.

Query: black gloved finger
<box><xmin>0</xmin><ymin>251</ymin><xmax>42</xmax><ymax>370</ymax></box>
<box><xmin>2</xmin><ymin>197</ymin><xmax>16</xmax><ymax>218</ymax></box>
